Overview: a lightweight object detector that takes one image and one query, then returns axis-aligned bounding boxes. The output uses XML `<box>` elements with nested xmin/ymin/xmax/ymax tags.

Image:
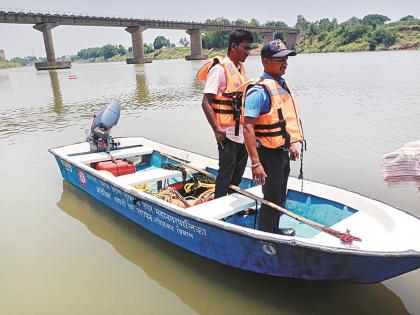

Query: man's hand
<box><xmin>290</xmin><ymin>143</ymin><xmax>299</xmax><ymax>161</ymax></box>
<box><xmin>252</xmin><ymin>164</ymin><xmax>267</xmax><ymax>185</ymax></box>
<box><xmin>214</xmin><ymin>126</ymin><xmax>226</xmax><ymax>148</ymax></box>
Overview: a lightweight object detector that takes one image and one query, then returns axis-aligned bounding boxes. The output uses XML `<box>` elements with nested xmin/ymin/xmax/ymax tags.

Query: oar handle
<box><xmin>160</xmin><ymin>152</ymin><xmax>362</xmax><ymax>244</ymax></box>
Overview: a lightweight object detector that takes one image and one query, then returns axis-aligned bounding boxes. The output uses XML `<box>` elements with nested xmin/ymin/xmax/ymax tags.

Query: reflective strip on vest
<box><xmin>243</xmin><ymin>78</ymin><xmax>304</xmax><ymax>149</ymax></box>
<box><xmin>196</xmin><ymin>57</ymin><xmax>246</xmax><ymax>131</ymax></box>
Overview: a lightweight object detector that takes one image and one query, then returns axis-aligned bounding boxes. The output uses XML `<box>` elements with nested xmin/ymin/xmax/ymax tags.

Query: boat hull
<box><xmin>52</xmin><ymin>154</ymin><xmax>420</xmax><ymax>283</ymax></box>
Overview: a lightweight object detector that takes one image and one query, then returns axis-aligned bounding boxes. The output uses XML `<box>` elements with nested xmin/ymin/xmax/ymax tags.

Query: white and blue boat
<box><xmin>49</xmin><ymin>136</ymin><xmax>420</xmax><ymax>284</ymax></box>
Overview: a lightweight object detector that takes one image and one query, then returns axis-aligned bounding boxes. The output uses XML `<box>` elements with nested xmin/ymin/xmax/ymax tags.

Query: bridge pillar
<box><xmin>261</xmin><ymin>32</ymin><xmax>274</xmax><ymax>44</ymax></box>
<box><xmin>125</xmin><ymin>26</ymin><xmax>152</xmax><ymax>64</ymax></box>
<box><xmin>33</xmin><ymin>23</ymin><xmax>71</xmax><ymax>70</ymax></box>
<box><xmin>286</xmin><ymin>32</ymin><xmax>299</xmax><ymax>50</ymax></box>
<box><xmin>185</xmin><ymin>29</ymin><xmax>207</xmax><ymax>60</ymax></box>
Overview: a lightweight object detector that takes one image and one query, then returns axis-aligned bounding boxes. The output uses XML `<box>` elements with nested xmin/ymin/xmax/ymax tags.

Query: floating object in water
<box><xmin>68</xmin><ymin>74</ymin><xmax>77</xmax><ymax>79</ymax></box>
<box><xmin>382</xmin><ymin>140</ymin><xmax>420</xmax><ymax>187</ymax></box>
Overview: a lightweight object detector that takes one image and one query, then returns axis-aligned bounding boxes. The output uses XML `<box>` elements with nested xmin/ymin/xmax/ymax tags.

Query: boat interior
<box><xmin>67</xmin><ymin>143</ymin><xmax>358</xmax><ymax>239</ymax></box>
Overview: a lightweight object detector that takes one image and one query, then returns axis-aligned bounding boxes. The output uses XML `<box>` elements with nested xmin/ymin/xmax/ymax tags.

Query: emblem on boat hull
<box><xmin>261</xmin><ymin>243</ymin><xmax>277</xmax><ymax>255</ymax></box>
<box><xmin>78</xmin><ymin>169</ymin><xmax>87</xmax><ymax>187</ymax></box>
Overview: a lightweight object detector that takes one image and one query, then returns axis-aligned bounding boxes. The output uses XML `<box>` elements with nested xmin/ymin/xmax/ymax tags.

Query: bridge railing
<box><xmin>0</xmin><ymin>9</ymin><xmax>298</xmax><ymax>33</ymax></box>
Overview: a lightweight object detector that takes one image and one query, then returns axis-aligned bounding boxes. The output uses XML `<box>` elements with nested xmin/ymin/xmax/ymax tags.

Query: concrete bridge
<box><xmin>0</xmin><ymin>10</ymin><xmax>299</xmax><ymax>70</ymax></box>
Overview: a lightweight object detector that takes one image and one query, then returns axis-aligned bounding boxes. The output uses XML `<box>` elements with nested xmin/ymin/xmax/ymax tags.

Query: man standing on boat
<box><xmin>243</xmin><ymin>40</ymin><xmax>304</xmax><ymax>236</ymax></box>
<box><xmin>198</xmin><ymin>30</ymin><xmax>254</xmax><ymax>198</ymax></box>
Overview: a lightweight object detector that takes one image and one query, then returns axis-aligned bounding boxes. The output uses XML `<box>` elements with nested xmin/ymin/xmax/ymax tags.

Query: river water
<box><xmin>0</xmin><ymin>51</ymin><xmax>419</xmax><ymax>315</ymax></box>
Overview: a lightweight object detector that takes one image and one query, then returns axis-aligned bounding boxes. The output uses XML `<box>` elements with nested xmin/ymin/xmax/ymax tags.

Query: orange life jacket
<box><xmin>197</xmin><ymin>57</ymin><xmax>247</xmax><ymax>135</ymax></box>
<box><xmin>242</xmin><ymin>77</ymin><xmax>304</xmax><ymax>149</ymax></box>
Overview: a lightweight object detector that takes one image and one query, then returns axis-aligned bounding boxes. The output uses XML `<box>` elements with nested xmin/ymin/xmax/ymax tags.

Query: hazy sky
<box><xmin>1</xmin><ymin>0</ymin><xmax>419</xmax><ymax>58</ymax></box>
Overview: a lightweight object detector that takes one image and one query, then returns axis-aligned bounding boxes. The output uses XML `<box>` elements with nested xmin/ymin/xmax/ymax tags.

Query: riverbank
<box><xmin>3</xmin><ymin>36</ymin><xmax>419</xmax><ymax>69</ymax></box>
<box><xmin>0</xmin><ymin>60</ymin><xmax>20</xmax><ymax>69</ymax></box>
<box><xmin>296</xmin><ymin>23</ymin><xmax>420</xmax><ymax>53</ymax></box>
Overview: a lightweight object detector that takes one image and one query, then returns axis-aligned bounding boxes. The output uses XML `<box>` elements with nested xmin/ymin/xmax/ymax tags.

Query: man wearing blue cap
<box><xmin>243</xmin><ymin>39</ymin><xmax>305</xmax><ymax>236</ymax></box>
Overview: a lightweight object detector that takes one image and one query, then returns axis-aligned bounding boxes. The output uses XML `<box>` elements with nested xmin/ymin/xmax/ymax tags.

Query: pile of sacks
<box><xmin>381</xmin><ymin>140</ymin><xmax>420</xmax><ymax>188</ymax></box>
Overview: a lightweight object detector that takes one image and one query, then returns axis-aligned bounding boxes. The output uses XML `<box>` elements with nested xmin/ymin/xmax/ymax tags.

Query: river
<box><xmin>0</xmin><ymin>50</ymin><xmax>419</xmax><ymax>314</ymax></box>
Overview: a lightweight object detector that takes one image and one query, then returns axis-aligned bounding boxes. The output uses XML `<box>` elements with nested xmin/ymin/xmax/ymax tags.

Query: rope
<box><xmin>298</xmin><ymin>139</ymin><xmax>307</xmax><ymax>192</ymax></box>
<box><xmin>156</xmin><ymin>186</ymin><xmax>190</xmax><ymax>208</ymax></box>
<box><xmin>135</xmin><ymin>183</ymin><xmax>152</xmax><ymax>193</ymax></box>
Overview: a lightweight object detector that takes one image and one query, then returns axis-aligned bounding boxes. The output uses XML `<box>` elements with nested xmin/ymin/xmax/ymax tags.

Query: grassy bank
<box><xmin>295</xmin><ymin>19</ymin><xmax>420</xmax><ymax>53</ymax></box>
<box><xmin>0</xmin><ymin>60</ymin><xmax>20</xmax><ymax>70</ymax></box>
<box><xmin>72</xmin><ymin>47</ymin><xmax>227</xmax><ymax>64</ymax></box>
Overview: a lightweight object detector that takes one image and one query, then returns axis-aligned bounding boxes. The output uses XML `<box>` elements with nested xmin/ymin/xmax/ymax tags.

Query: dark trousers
<box><xmin>257</xmin><ymin>147</ymin><xmax>290</xmax><ymax>233</ymax></box>
<box><xmin>215</xmin><ymin>138</ymin><xmax>248</xmax><ymax>198</ymax></box>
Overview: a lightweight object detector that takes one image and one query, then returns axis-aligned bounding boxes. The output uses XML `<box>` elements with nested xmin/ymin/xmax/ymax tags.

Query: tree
<box><xmin>362</xmin><ymin>14</ymin><xmax>390</xmax><ymax>28</ymax></box>
<box><xmin>399</xmin><ymin>15</ymin><xmax>415</xmax><ymax>21</ymax></box>
<box><xmin>117</xmin><ymin>44</ymin><xmax>126</xmax><ymax>55</ymax></box>
<box><xmin>372</xmin><ymin>28</ymin><xmax>397</xmax><ymax>47</ymax></box>
<box><xmin>265</xmin><ymin>20</ymin><xmax>289</xmax><ymax>29</ymax></box>
<box><xmin>101</xmin><ymin>44</ymin><xmax>120</xmax><ymax>59</ymax></box>
<box><xmin>144</xmin><ymin>43</ymin><xmax>154</xmax><ymax>54</ymax></box>
<box><xmin>295</xmin><ymin>15</ymin><xmax>311</xmax><ymax>35</ymax></box>
<box><xmin>340</xmin><ymin>24</ymin><xmax>369</xmax><ymax>44</ymax></box>
<box><xmin>153</xmin><ymin>36</ymin><xmax>171</xmax><ymax>49</ymax></box>
<box><xmin>179</xmin><ymin>37</ymin><xmax>189</xmax><ymax>47</ymax></box>
<box><xmin>234</xmin><ymin>19</ymin><xmax>248</xmax><ymax>27</ymax></box>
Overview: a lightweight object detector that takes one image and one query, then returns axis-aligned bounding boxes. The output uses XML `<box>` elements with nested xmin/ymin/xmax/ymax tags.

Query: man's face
<box><xmin>232</xmin><ymin>41</ymin><xmax>252</xmax><ymax>62</ymax></box>
<box><xmin>263</xmin><ymin>56</ymin><xmax>288</xmax><ymax>77</ymax></box>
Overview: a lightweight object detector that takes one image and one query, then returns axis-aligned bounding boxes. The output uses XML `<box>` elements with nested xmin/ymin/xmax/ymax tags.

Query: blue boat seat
<box><xmin>73</xmin><ymin>146</ymin><xmax>154</xmax><ymax>164</ymax></box>
<box><xmin>185</xmin><ymin>186</ymin><xmax>263</xmax><ymax>219</ymax></box>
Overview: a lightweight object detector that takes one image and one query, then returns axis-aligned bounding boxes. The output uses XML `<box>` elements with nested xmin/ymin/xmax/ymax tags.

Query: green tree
<box><xmin>295</xmin><ymin>15</ymin><xmax>311</xmax><ymax>35</ymax></box>
<box><xmin>399</xmin><ymin>15</ymin><xmax>415</xmax><ymax>21</ymax></box>
<box><xmin>144</xmin><ymin>43</ymin><xmax>154</xmax><ymax>54</ymax></box>
<box><xmin>117</xmin><ymin>44</ymin><xmax>126</xmax><ymax>55</ymax></box>
<box><xmin>101</xmin><ymin>44</ymin><xmax>120</xmax><ymax>59</ymax></box>
<box><xmin>179</xmin><ymin>37</ymin><xmax>189</xmax><ymax>47</ymax></box>
<box><xmin>153</xmin><ymin>36</ymin><xmax>171</xmax><ymax>49</ymax></box>
<box><xmin>362</xmin><ymin>14</ymin><xmax>390</xmax><ymax>28</ymax></box>
<box><xmin>372</xmin><ymin>28</ymin><xmax>397</xmax><ymax>47</ymax></box>
<box><xmin>340</xmin><ymin>24</ymin><xmax>369</xmax><ymax>44</ymax></box>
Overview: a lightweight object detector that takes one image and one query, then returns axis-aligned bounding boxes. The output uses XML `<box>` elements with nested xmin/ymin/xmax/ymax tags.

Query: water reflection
<box><xmin>133</xmin><ymin>65</ymin><xmax>149</xmax><ymax>103</ymax></box>
<box><xmin>48</xmin><ymin>70</ymin><xmax>64</xmax><ymax>114</ymax></box>
<box><xmin>57</xmin><ymin>181</ymin><xmax>409</xmax><ymax>315</ymax></box>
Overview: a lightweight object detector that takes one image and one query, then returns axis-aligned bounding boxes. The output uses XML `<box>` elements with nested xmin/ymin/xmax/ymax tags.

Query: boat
<box><xmin>49</xmin><ymin>135</ymin><xmax>420</xmax><ymax>283</ymax></box>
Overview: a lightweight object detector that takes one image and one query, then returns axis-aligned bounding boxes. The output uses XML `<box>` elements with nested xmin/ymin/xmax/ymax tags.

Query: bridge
<box><xmin>0</xmin><ymin>10</ymin><xmax>299</xmax><ymax>70</ymax></box>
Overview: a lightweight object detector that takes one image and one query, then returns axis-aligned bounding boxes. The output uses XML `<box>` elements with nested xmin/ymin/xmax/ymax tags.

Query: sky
<box><xmin>0</xmin><ymin>0</ymin><xmax>419</xmax><ymax>58</ymax></box>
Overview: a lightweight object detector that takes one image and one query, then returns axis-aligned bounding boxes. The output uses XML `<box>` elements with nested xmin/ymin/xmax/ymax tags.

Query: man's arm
<box><xmin>201</xmin><ymin>93</ymin><xmax>226</xmax><ymax>148</ymax></box>
<box><xmin>244</xmin><ymin>118</ymin><xmax>267</xmax><ymax>185</ymax></box>
<box><xmin>243</xmin><ymin>86</ymin><xmax>268</xmax><ymax>185</ymax></box>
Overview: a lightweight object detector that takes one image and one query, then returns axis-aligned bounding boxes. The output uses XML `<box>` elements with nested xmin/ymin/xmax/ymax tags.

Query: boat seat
<box><xmin>117</xmin><ymin>168</ymin><xmax>182</xmax><ymax>186</ymax></box>
<box><xmin>72</xmin><ymin>146</ymin><xmax>153</xmax><ymax>164</ymax></box>
<box><xmin>185</xmin><ymin>186</ymin><xmax>263</xmax><ymax>219</ymax></box>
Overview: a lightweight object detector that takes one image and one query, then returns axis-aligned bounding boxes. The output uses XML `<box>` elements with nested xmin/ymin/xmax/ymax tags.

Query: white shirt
<box><xmin>203</xmin><ymin>58</ymin><xmax>244</xmax><ymax>143</ymax></box>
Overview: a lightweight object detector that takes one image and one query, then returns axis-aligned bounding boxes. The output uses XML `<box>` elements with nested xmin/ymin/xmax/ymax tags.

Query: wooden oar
<box><xmin>161</xmin><ymin>152</ymin><xmax>362</xmax><ymax>244</ymax></box>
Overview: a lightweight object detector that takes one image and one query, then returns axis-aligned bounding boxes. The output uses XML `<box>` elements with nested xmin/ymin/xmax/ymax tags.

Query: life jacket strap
<box><xmin>212</xmin><ymin>99</ymin><xmax>235</xmax><ymax>106</ymax></box>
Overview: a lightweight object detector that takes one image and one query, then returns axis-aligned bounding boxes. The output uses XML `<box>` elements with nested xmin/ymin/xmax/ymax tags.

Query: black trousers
<box><xmin>257</xmin><ymin>147</ymin><xmax>290</xmax><ymax>233</ymax></box>
<box><xmin>215</xmin><ymin>138</ymin><xmax>248</xmax><ymax>198</ymax></box>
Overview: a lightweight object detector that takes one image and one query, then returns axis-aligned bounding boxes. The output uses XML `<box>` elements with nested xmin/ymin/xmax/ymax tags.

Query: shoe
<box><xmin>277</xmin><ymin>227</ymin><xmax>296</xmax><ymax>236</ymax></box>
<box><xmin>242</xmin><ymin>208</ymin><xmax>257</xmax><ymax>215</ymax></box>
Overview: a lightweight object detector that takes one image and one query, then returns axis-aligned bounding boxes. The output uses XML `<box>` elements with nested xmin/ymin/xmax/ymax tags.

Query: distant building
<box><xmin>0</xmin><ymin>49</ymin><xmax>5</xmax><ymax>60</ymax></box>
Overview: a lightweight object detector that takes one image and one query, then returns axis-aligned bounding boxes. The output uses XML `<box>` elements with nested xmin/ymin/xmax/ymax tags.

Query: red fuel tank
<box><xmin>95</xmin><ymin>160</ymin><xmax>136</xmax><ymax>176</ymax></box>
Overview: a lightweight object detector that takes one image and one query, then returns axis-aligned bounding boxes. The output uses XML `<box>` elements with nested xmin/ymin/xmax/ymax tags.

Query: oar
<box><xmin>161</xmin><ymin>152</ymin><xmax>362</xmax><ymax>244</ymax></box>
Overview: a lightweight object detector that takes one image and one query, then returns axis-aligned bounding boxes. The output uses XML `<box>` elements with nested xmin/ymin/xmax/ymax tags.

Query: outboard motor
<box><xmin>87</xmin><ymin>100</ymin><xmax>121</xmax><ymax>152</ymax></box>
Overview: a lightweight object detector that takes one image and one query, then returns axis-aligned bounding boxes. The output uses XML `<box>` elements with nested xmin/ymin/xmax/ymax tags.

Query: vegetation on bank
<box><xmin>2</xmin><ymin>14</ymin><xmax>419</xmax><ymax>68</ymax></box>
<box><xmin>68</xmin><ymin>14</ymin><xmax>420</xmax><ymax>62</ymax></box>
<box><xmin>0</xmin><ymin>60</ymin><xmax>20</xmax><ymax>69</ymax></box>
<box><xmin>295</xmin><ymin>14</ymin><xmax>420</xmax><ymax>53</ymax></box>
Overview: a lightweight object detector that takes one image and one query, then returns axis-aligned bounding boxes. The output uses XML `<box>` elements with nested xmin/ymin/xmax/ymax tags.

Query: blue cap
<box><xmin>261</xmin><ymin>40</ymin><xmax>297</xmax><ymax>59</ymax></box>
